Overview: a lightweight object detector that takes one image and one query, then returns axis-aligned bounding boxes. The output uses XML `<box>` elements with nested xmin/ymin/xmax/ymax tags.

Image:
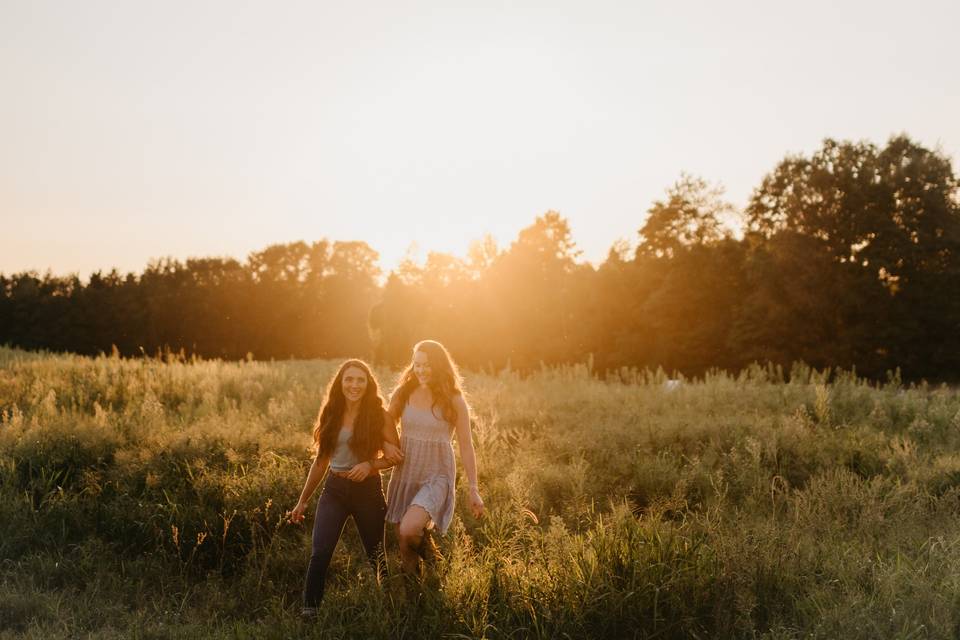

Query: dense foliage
<box><xmin>2</xmin><ymin>135</ymin><xmax>959</xmax><ymax>380</ymax></box>
<box><xmin>2</xmin><ymin>347</ymin><xmax>960</xmax><ymax>638</ymax></box>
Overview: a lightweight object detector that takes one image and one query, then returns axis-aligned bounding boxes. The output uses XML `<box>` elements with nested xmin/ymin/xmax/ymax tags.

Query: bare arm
<box><xmin>288</xmin><ymin>452</ymin><xmax>330</xmax><ymax>523</ymax></box>
<box><xmin>387</xmin><ymin>392</ymin><xmax>404</xmax><ymax>423</ymax></box>
<box><xmin>453</xmin><ymin>394</ymin><xmax>485</xmax><ymax>517</ymax></box>
<box><xmin>376</xmin><ymin>408</ymin><xmax>403</xmax><ymax>468</ymax></box>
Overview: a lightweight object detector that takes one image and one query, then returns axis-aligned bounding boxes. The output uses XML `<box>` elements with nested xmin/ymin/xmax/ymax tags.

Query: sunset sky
<box><xmin>2</xmin><ymin>0</ymin><xmax>958</xmax><ymax>279</ymax></box>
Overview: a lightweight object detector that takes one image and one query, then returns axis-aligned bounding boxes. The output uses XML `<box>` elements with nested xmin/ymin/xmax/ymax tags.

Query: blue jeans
<box><xmin>303</xmin><ymin>473</ymin><xmax>387</xmax><ymax>607</ymax></box>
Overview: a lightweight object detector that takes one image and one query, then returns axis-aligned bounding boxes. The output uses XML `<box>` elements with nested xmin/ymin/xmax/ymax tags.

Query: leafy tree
<box><xmin>485</xmin><ymin>211</ymin><xmax>585</xmax><ymax>367</ymax></box>
<box><xmin>606</xmin><ymin>176</ymin><xmax>745</xmax><ymax>375</ymax></box>
<box><xmin>637</xmin><ymin>174</ymin><xmax>738</xmax><ymax>259</ymax></box>
<box><xmin>319</xmin><ymin>242</ymin><xmax>381</xmax><ymax>358</ymax></box>
<box><xmin>2</xmin><ymin>135</ymin><xmax>958</xmax><ymax>381</ymax></box>
<box><xmin>745</xmin><ymin>135</ymin><xmax>960</xmax><ymax>378</ymax></box>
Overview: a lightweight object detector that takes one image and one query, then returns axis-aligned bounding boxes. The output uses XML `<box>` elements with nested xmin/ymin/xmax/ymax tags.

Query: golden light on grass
<box><xmin>2</xmin><ymin>346</ymin><xmax>960</xmax><ymax>635</ymax></box>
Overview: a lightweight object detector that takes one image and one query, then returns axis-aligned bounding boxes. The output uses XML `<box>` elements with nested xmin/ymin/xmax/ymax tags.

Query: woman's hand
<box><xmin>382</xmin><ymin>441</ymin><xmax>404</xmax><ymax>465</ymax></box>
<box><xmin>468</xmin><ymin>486</ymin><xmax>485</xmax><ymax>518</ymax></box>
<box><xmin>344</xmin><ymin>461</ymin><xmax>374</xmax><ymax>482</ymax></box>
<box><xmin>287</xmin><ymin>501</ymin><xmax>308</xmax><ymax>524</ymax></box>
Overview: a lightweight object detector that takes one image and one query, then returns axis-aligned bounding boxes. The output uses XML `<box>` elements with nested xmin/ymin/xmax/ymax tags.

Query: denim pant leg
<box><xmin>303</xmin><ymin>481</ymin><xmax>349</xmax><ymax>607</ymax></box>
<box><xmin>351</xmin><ymin>478</ymin><xmax>388</xmax><ymax>580</ymax></box>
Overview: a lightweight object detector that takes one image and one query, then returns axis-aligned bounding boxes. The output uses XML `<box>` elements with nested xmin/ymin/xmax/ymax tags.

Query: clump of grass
<box><xmin>2</xmin><ymin>345</ymin><xmax>960</xmax><ymax>638</ymax></box>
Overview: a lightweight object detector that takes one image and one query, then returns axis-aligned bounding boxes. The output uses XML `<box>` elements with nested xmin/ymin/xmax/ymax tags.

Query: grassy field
<box><xmin>2</xmin><ymin>346</ymin><xmax>960</xmax><ymax>638</ymax></box>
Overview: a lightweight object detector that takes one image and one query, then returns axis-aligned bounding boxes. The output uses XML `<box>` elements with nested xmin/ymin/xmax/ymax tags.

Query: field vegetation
<box><xmin>2</xmin><ymin>346</ymin><xmax>960</xmax><ymax>638</ymax></box>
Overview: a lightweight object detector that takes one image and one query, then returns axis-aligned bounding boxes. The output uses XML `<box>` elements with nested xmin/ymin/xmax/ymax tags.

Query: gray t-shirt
<box><xmin>329</xmin><ymin>427</ymin><xmax>361</xmax><ymax>472</ymax></box>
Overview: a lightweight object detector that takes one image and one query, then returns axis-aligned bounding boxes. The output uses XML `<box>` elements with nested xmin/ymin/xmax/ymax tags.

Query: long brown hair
<box><xmin>392</xmin><ymin>340</ymin><xmax>464</xmax><ymax>425</ymax></box>
<box><xmin>312</xmin><ymin>359</ymin><xmax>385</xmax><ymax>460</ymax></box>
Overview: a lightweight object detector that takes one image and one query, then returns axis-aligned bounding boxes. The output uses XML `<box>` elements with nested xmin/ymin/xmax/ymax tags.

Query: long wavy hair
<box><xmin>392</xmin><ymin>340</ymin><xmax>464</xmax><ymax>425</ymax></box>
<box><xmin>312</xmin><ymin>359</ymin><xmax>386</xmax><ymax>460</ymax></box>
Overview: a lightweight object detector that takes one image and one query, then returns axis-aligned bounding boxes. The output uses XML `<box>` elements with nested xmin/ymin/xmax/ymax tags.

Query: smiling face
<box><xmin>341</xmin><ymin>365</ymin><xmax>368</xmax><ymax>404</ymax></box>
<box><xmin>413</xmin><ymin>350</ymin><xmax>432</xmax><ymax>386</ymax></box>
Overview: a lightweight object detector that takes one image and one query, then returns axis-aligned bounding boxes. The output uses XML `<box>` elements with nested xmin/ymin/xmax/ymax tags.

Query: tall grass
<box><xmin>2</xmin><ymin>346</ymin><xmax>960</xmax><ymax>638</ymax></box>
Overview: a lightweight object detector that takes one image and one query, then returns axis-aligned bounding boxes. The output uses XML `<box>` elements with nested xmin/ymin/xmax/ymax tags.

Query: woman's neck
<box><xmin>343</xmin><ymin>400</ymin><xmax>360</xmax><ymax>423</ymax></box>
<box><xmin>414</xmin><ymin>384</ymin><xmax>432</xmax><ymax>402</ymax></box>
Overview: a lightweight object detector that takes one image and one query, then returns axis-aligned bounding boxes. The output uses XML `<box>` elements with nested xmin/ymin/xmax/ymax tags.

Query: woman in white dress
<box><xmin>385</xmin><ymin>340</ymin><xmax>485</xmax><ymax>576</ymax></box>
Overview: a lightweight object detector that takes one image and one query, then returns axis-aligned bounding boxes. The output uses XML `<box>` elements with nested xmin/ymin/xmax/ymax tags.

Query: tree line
<box><xmin>3</xmin><ymin>135</ymin><xmax>959</xmax><ymax>380</ymax></box>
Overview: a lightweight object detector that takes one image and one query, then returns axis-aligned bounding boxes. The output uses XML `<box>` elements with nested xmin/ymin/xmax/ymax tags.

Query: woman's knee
<box><xmin>397</xmin><ymin>526</ymin><xmax>422</xmax><ymax>548</ymax></box>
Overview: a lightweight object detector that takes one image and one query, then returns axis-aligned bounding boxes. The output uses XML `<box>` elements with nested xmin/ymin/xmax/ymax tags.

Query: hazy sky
<box><xmin>2</xmin><ymin>0</ymin><xmax>958</xmax><ymax>278</ymax></box>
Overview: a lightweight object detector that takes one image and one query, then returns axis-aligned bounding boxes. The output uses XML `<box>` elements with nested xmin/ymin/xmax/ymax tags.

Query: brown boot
<box><xmin>416</xmin><ymin>527</ymin><xmax>443</xmax><ymax>566</ymax></box>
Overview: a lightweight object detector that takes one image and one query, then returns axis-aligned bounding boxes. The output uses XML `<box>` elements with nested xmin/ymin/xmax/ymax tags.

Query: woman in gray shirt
<box><xmin>288</xmin><ymin>359</ymin><xmax>402</xmax><ymax>618</ymax></box>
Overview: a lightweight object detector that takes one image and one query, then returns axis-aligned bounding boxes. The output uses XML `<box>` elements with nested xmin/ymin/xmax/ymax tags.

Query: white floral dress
<box><xmin>385</xmin><ymin>403</ymin><xmax>456</xmax><ymax>534</ymax></box>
